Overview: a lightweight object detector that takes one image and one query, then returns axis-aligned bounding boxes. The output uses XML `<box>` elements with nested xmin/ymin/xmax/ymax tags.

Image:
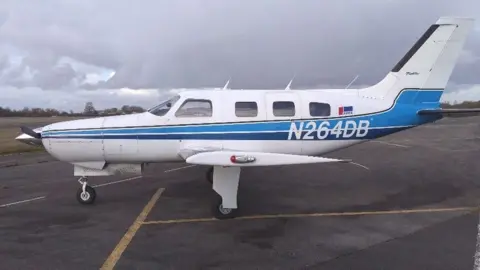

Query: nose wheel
<box><xmin>76</xmin><ymin>177</ymin><xmax>96</xmax><ymax>204</ymax></box>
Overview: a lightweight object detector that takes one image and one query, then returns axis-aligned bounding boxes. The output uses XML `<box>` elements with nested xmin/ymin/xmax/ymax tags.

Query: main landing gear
<box><xmin>206</xmin><ymin>166</ymin><xmax>241</xmax><ymax>219</ymax></box>
<box><xmin>75</xmin><ymin>166</ymin><xmax>241</xmax><ymax>220</ymax></box>
<box><xmin>76</xmin><ymin>176</ymin><xmax>96</xmax><ymax>204</ymax></box>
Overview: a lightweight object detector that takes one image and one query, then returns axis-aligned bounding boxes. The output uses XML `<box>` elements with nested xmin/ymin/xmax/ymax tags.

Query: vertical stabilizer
<box><xmin>362</xmin><ymin>17</ymin><xmax>474</xmax><ymax>101</ymax></box>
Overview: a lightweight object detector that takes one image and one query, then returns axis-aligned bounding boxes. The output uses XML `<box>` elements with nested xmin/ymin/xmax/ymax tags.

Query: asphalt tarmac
<box><xmin>1</xmin><ymin>116</ymin><xmax>480</xmax><ymax>270</ymax></box>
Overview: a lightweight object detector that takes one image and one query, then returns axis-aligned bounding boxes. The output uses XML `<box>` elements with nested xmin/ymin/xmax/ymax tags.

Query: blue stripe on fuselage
<box><xmin>42</xmin><ymin>126</ymin><xmax>409</xmax><ymax>140</ymax></box>
<box><xmin>42</xmin><ymin>89</ymin><xmax>443</xmax><ymax>141</ymax></box>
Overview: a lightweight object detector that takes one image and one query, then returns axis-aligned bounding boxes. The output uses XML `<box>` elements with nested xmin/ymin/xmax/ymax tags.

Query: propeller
<box><xmin>20</xmin><ymin>126</ymin><xmax>41</xmax><ymax>139</ymax></box>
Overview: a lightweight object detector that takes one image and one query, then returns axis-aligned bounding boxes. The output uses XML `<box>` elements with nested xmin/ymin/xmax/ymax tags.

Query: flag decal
<box><xmin>338</xmin><ymin>106</ymin><xmax>353</xmax><ymax>115</ymax></box>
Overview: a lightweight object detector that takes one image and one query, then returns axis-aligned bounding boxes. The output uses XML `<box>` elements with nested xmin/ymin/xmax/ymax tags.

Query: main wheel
<box><xmin>76</xmin><ymin>185</ymin><xmax>96</xmax><ymax>205</ymax></box>
<box><xmin>206</xmin><ymin>166</ymin><xmax>213</xmax><ymax>184</ymax></box>
<box><xmin>211</xmin><ymin>196</ymin><xmax>238</xmax><ymax>220</ymax></box>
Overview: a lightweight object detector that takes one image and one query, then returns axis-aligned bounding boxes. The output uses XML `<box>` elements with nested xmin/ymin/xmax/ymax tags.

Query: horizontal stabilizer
<box><xmin>185</xmin><ymin>151</ymin><xmax>351</xmax><ymax>167</ymax></box>
<box><xmin>418</xmin><ymin>108</ymin><xmax>480</xmax><ymax>117</ymax></box>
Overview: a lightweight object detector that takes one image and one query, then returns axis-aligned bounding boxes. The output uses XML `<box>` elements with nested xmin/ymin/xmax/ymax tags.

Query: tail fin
<box><xmin>362</xmin><ymin>17</ymin><xmax>474</xmax><ymax>101</ymax></box>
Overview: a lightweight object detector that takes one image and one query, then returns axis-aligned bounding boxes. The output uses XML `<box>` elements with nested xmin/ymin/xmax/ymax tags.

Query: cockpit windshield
<box><xmin>147</xmin><ymin>94</ymin><xmax>181</xmax><ymax>116</ymax></box>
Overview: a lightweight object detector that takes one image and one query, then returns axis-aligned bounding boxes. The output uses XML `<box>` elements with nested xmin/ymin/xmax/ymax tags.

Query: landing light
<box><xmin>230</xmin><ymin>155</ymin><xmax>256</xmax><ymax>164</ymax></box>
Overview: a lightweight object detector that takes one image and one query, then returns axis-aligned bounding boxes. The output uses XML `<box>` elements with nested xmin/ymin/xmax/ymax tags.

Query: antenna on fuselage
<box><xmin>285</xmin><ymin>74</ymin><xmax>296</xmax><ymax>90</ymax></box>
<box><xmin>222</xmin><ymin>78</ymin><xmax>231</xmax><ymax>90</ymax></box>
<box><xmin>345</xmin><ymin>74</ymin><xmax>359</xmax><ymax>89</ymax></box>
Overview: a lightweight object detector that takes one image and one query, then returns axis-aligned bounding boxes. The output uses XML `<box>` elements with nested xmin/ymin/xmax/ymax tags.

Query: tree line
<box><xmin>440</xmin><ymin>100</ymin><xmax>480</xmax><ymax>109</ymax></box>
<box><xmin>0</xmin><ymin>102</ymin><xmax>146</xmax><ymax>117</ymax></box>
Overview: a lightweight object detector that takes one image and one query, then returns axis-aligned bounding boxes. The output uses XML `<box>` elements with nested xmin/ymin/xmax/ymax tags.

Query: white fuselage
<box><xmin>39</xmin><ymin>89</ymin><xmax>391</xmax><ymax>165</ymax></box>
<box><xmin>38</xmin><ymin>86</ymin><xmax>442</xmax><ymax>169</ymax></box>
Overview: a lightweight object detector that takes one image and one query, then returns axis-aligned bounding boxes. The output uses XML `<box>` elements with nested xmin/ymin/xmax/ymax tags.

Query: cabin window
<box><xmin>175</xmin><ymin>99</ymin><xmax>213</xmax><ymax>117</ymax></box>
<box><xmin>235</xmin><ymin>102</ymin><xmax>258</xmax><ymax>117</ymax></box>
<box><xmin>273</xmin><ymin>101</ymin><xmax>295</xmax><ymax>117</ymax></box>
<box><xmin>309</xmin><ymin>102</ymin><xmax>331</xmax><ymax>116</ymax></box>
<box><xmin>148</xmin><ymin>94</ymin><xmax>181</xmax><ymax>116</ymax></box>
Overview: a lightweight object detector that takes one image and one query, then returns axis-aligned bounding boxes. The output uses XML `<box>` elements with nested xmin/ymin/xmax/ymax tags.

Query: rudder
<box><xmin>362</xmin><ymin>17</ymin><xmax>474</xmax><ymax>102</ymax></box>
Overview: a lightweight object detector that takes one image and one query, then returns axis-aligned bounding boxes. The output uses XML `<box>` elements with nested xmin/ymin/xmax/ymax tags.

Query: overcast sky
<box><xmin>0</xmin><ymin>0</ymin><xmax>479</xmax><ymax>112</ymax></box>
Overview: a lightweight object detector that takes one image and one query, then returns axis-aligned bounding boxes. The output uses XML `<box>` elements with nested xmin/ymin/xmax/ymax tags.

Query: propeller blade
<box><xmin>20</xmin><ymin>126</ymin><xmax>41</xmax><ymax>139</ymax></box>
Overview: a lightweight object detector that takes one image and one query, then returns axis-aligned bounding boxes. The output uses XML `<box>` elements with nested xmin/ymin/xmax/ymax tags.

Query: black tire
<box><xmin>206</xmin><ymin>166</ymin><xmax>213</xmax><ymax>184</ymax></box>
<box><xmin>211</xmin><ymin>196</ymin><xmax>238</xmax><ymax>220</ymax></box>
<box><xmin>76</xmin><ymin>185</ymin><xmax>96</xmax><ymax>205</ymax></box>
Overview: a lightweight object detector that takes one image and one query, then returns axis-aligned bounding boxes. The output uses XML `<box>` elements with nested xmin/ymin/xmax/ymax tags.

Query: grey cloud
<box><xmin>0</xmin><ymin>0</ymin><xmax>479</xmax><ymax>91</ymax></box>
<box><xmin>0</xmin><ymin>51</ymin><xmax>86</xmax><ymax>89</ymax></box>
<box><xmin>0</xmin><ymin>54</ymin><xmax>9</xmax><ymax>73</ymax></box>
<box><xmin>459</xmin><ymin>49</ymin><xmax>480</xmax><ymax>65</ymax></box>
<box><xmin>31</xmin><ymin>63</ymin><xmax>86</xmax><ymax>89</ymax></box>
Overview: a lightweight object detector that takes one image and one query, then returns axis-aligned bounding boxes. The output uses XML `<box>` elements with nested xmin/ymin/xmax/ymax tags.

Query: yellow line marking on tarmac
<box><xmin>142</xmin><ymin>206</ymin><xmax>480</xmax><ymax>225</ymax></box>
<box><xmin>100</xmin><ymin>187</ymin><xmax>165</xmax><ymax>270</ymax></box>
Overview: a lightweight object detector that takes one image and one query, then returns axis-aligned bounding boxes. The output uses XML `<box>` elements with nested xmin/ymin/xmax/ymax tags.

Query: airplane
<box><xmin>15</xmin><ymin>17</ymin><xmax>480</xmax><ymax>219</ymax></box>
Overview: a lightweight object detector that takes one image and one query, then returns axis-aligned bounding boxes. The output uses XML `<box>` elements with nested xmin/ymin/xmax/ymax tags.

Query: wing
<box><xmin>182</xmin><ymin>149</ymin><xmax>351</xmax><ymax>167</ymax></box>
<box><xmin>418</xmin><ymin>108</ymin><xmax>480</xmax><ymax>117</ymax></box>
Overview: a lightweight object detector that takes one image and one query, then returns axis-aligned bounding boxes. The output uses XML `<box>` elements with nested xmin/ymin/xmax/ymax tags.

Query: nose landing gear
<box><xmin>76</xmin><ymin>177</ymin><xmax>96</xmax><ymax>204</ymax></box>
